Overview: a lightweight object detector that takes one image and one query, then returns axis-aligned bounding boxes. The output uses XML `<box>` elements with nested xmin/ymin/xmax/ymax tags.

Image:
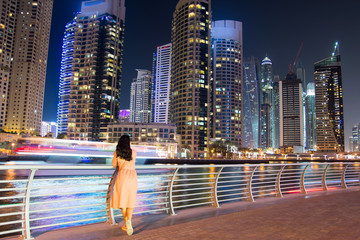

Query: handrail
<box><xmin>0</xmin><ymin>162</ymin><xmax>359</xmax><ymax>239</ymax></box>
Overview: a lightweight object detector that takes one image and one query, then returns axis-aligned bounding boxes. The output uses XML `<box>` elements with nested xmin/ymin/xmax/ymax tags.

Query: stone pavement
<box><xmin>5</xmin><ymin>188</ymin><xmax>360</xmax><ymax>240</ymax></box>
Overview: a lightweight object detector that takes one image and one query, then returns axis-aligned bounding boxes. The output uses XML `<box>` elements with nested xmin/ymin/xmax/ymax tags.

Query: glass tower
<box><xmin>212</xmin><ymin>20</ymin><xmax>243</xmax><ymax>147</ymax></box>
<box><xmin>314</xmin><ymin>42</ymin><xmax>344</xmax><ymax>152</ymax></box>
<box><xmin>170</xmin><ymin>0</ymin><xmax>211</xmax><ymax>158</ymax></box>
<box><xmin>260</xmin><ymin>56</ymin><xmax>273</xmax><ymax>149</ymax></box>
<box><xmin>305</xmin><ymin>83</ymin><xmax>316</xmax><ymax>151</ymax></box>
<box><xmin>243</xmin><ymin>56</ymin><xmax>260</xmax><ymax>149</ymax></box>
<box><xmin>57</xmin><ymin>20</ymin><xmax>76</xmax><ymax>136</ymax></box>
<box><xmin>67</xmin><ymin>0</ymin><xmax>126</xmax><ymax>141</ymax></box>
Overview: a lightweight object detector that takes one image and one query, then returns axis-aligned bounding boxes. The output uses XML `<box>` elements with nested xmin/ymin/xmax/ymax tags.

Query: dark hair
<box><xmin>115</xmin><ymin>135</ymin><xmax>132</xmax><ymax>161</ymax></box>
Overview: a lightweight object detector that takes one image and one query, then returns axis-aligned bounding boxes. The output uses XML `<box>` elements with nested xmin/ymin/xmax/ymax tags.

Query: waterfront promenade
<box><xmin>6</xmin><ymin>188</ymin><xmax>359</xmax><ymax>240</ymax></box>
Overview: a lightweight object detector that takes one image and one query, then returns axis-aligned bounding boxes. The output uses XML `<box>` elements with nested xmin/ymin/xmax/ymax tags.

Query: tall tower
<box><xmin>260</xmin><ymin>56</ymin><xmax>273</xmax><ymax>148</ymax></box>
<box><xmin>57</xmin><ymin>20</ymin><xmax>76</xmax><ymax>135</ymax></box>
<box><xmin>314</xmin><ymin>42</ymin><xmax>344</xmax><ymax>152</ymax></box>
<box><xmin>279</xmin><ymin>72</ymin><xmax>303</xmax><ymax>148</ymax></box>
<box><xmin>212</xmin><ymin>20</ymin><xmax>243</xmax><ymax>147</ymax></box>
<box><xmin>130</xmin><ymin>69</ymin><xmax>152</xmax><ymax>123</ymax></box>
<box><xmin>67</xmin><ymin>0</ymin><xmax>126</xmax><ymax>141</ymax></box>
<box><xmin>243</xmin><ymin>56</ymin><xmax>260</xmax><ymax>149</ymax></box>
<box><xmin>170</xmin><ymin>0</ymin><xmax>211</xmax><ymax>158</ymax></box>
<box><xmin>5</xmin><ymin>0</ymin><xmax>53</xmax><ymax>134</ymax></box>
<box><xmin>0</xmin><ymin>0</ymin><xmax>17</xmax><ymax>129</ymax></box>
<box><xmin>152</xmin><ymin>43</ymin><xmax>171</xmax><ymax>124</ymax></box>
<box><xmin>272</xmin><ymin>75</ymin><xmax>280</xmax><ymax>149</ymax></box>
<box><xmin>305</xmin><ymin>82</ymin><xmax>316</xmax><ymax>151</ymax></box>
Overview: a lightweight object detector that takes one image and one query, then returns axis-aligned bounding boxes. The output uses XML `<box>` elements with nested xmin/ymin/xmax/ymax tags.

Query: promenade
<box><xmin>6</xmin><ymin>188</ymin><xmax>360</xmax><ymax>240</ymax></box>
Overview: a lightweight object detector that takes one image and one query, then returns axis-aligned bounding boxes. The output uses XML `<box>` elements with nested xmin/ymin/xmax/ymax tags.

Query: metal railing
<box><xmin>0</xmin><ymin>162</ymin><xmax>359</xmax><ymax>239</ymax></box>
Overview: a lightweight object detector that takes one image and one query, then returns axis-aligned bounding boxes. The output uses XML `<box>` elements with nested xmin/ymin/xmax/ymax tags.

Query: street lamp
<box><xmin>11</xmin><ymin>143</ymin><xmax>15</xmax><ymax>155</ymax></box>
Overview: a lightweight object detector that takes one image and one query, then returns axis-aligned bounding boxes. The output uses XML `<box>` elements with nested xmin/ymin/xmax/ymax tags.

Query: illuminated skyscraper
<box><xmin>212</xmin><ymin>20</ymin><xmax>243</xmax><ymax>147</ymax></box>
<box><xmin>279</xmin><ymin>72</ymin><xmax>303</xmax><ymax>148</ymax></box>
<box><xmin>67</xmin><ymin>0</ymin><xmax>126</xmax><ymax>141</ymax></box>
<box><xmin>152</xmin><ymin>43</ymin><xmax>171</xmax><ymax>124</ymax></box>
<box><xmin>57</xmin><ymin>20</ymin><xmax>76</xmax><ymax>135</ymax></box>
<box><xmin>0</xmin><ymin>0</ymin><xmax>17</xmax><ymax>129</ymax></box>
<box><xmin>5</xmin><ymin>0</ymin><xmax>53</xmax><ymax>134</ymax></box>
<box><xmin>243</xmin><ymin>56</ymin><xmax>260</xmax><ymax>148</ymax></box>
<box><xmin>305</xmin><ymin>83</ymin><xmax>316</xmax><ymax>151</ymax></box>
<box><xmin>260</xmin><ymin>56</ymin><xmax>273</xmax><ymax>148</ymax></box>
<box><xmin>272</xmin><ymin>75</ymin><xmax>280</xmax><ymax>149</ymax></box>
<box><xmin>314</xmin><ymin>42</ymin><xmax>344</xmax><ymax>152</ymax></box>
<box><xmin>170</xmin><ymin>0</ymin><xmax>211</xmax><ymax>158</ymax></box>
<box><xmin>130</xmin><ymin>69</ymin><xmax>152</xmax><ymax>123</ymax></box>
<box><xmin>350</xmin><ymin>124</ymin><xmax>359</xmax><ymax>152</ymax></box>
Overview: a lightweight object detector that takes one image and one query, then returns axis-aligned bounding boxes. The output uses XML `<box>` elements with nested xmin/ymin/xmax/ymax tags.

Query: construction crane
<box><xmin>288</xmin><ymin>42</ymin><xmax>304</xmax><ymax>73</ymax></box>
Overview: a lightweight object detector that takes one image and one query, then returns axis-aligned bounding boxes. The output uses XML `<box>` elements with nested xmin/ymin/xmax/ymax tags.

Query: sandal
<box><xmin>126</xmin><ymin>220</ymin><xmax>133</xmax><ymax>236</ymax></box>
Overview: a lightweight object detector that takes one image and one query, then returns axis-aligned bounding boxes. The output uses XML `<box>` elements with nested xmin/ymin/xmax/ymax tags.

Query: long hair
<box><xmin>115</xmin><ymin>135</ymin><xmax>132</xmax><ymax>161</ymax></box>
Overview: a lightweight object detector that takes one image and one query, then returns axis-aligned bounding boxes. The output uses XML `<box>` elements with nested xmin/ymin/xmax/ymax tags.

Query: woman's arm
<box><xmin>112</xmin><ymin>151</ymin><xmax>118</xmax><ymax>168</ymax></box>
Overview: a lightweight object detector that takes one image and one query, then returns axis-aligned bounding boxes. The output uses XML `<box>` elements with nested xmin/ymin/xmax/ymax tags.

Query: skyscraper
<box><xmin>350</xmin><ymin>124</ymin><xmax>359</xmax><ymax>152</ymax></box>
<box><xmin>305</xmin><ymin>83</ymin><xmax>316</xmax><ymax>151</ymax></box>
<box><xmin>243</xmin><ymin>56</ymin><xmax>259</xmax><ymax>149</ymax></box>
<box><xmin>272</xmin><ymin>75</ymin><xmax>280</xmax><ymax>149</ymax></box>
<box><xmin>170</xmin><ymin>0</ymin><xmax>211</xmax><ymax>158</ymax></box>
<box><xmin>67</xmin><ymin>0</ymin><xmax>126</xmax><ymax>141</ymax></box>
<box><xmin>212</xmin><ymin>20</ymin><xmax>243</xmax><ymax>148</ymax></box>
<box><xmin>279</xmin><ymin>72</ymin><xmax>303</xmax><ymax>148</ymax></box>
<box><xmin>130</xmin><ymin>69</ymin><xmax>152</xmax><ymax>123</ymax></box>
<box><xmin>260</xmin><ymin>56</ymin><xmax>273</xmax><ymax>148</ymax></box>
<box><xmin>4</xmin><ymin>0</ymin><xmax>53</xmax><ymax>134</ymax></box>
<box><xmin>152</xmin><ymin>43</ymin><xmax>171</xmax><ymax>124</ymax></box>
<box><xmin>0</xmin><ymin>0</ymin><xmax>17</xmax><ymax>129</ymax></box>
<box><xmin>314</xmin><ymin>42</ymin><xmax>344</xmax><ymax>152</ymax></box>
<box><xmin>57</xmin><ymin>20</ymin><xmax>76</xmax><ymax>135</ymax></box>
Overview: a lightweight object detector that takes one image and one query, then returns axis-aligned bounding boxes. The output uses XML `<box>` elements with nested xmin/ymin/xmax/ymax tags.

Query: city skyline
<box><xmin>43</xmin><ymin>0</ymin><xmax>360</xmax><ymax>150</ymax></box>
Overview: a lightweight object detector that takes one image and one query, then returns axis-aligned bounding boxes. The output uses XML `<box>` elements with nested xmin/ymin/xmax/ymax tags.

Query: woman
<box><xmin>111</xmin><ymin>135</ymin><xmax>137</xmax><ymax>236</ymax></box>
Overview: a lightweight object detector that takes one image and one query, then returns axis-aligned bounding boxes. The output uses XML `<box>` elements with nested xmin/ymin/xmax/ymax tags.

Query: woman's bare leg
<box><xmin>121</xmin><ymin>208</ymin><xmax>127</xmax><ymax>221</ymax></box>
<box><xmin>125</xmin><ymin>208</ymin><xmax>134</xmax><ymax>221</ymax></box>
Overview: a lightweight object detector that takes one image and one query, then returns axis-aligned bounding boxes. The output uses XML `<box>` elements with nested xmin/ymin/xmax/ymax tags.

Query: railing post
<box><xmin>276</xmin><ymin>165</ymin><xmax>285</xmax><ymax>197</ymax></box>
<box><xmin>322</xmin><ymin>165</ymin><xmax>330</xmax><ymax>191</ymax></box>
<box><xmin>22</xmin><ymin>169</ymin><xmax>37</xmax><ymax>240</ymax></box>
<box><xmin>248</xmin><ymin>166</ymin><xmax>258</xmax><ymax>202</ymax></box>
<box><xmin>106</xmin><ymin>166</ymin><xmax>118</xmax><ymax>225</ymax></box>
<box><xmin>168</xmin><ymin>168</ymin><xmax>179</xmax><ymax>215</ymax></box>
<box><xmin>213</xmin><ymin>167</ymin><xmax>224</xmax><ymax>208</ymax></box>
<box><xmin>341</xmin><ymin>164</ymin><xmax>349</xmax><ymax>189</ymax></box>
<box><xmin>300</xmin><ymin>165</ymin><xmax>309</xmax><ymax>194</ymax></box>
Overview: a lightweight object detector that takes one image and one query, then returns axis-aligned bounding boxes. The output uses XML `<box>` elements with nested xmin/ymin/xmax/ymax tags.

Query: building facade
<box><xmin>41</xmin><ymin>121</ymin><xmax>57</xmax><ymax>137</ymax></box>
<box><xmin>272</xmin><ymin>75</ymin><xmax>280</xmax><ymax>149</ymax></box>
<box><xmin>170</xmin><ymin>0</ymin><xmax>211</xmax><ymax>158</ymax></box>
<box><xmin>57</xmin><ymin>20</ymin><xmax>76</xmax><ymax>135</ymax></box>
<box><xmin>243</xmin><ymin>56</ymin><xmax>260</xmax><ymax>149</ymax></box>
<box><xmin>5</xmin><ymin>0</ymin><xmax>53</xmax><ymax>135</ymax></box>
<box><xmin>212</xmin><ymin>20</ymin><xmax>243</xmax><ymax>147</ymax></box>
<box><xmin>67</xmin><ymin>0</ymin><xmax>126</xmax><ymax>141</ymax></box>
<box><xmin>314</xmin><ymin>42</ymin><xmax>344</xmax><ymax>152</ymax></box>
<box><xmin>130</xmin><ymin>69</ymin><xmax>152</xmax><ymax>123</ymax></box>
<box><xmin>279</xmin><ymin>72</ymin><xmax>303</xmax><ymax>148</ymax></box>
<box><xmin>260</xmin><ymin>56</ymin><xmax>273</xmax><ymax>149</ymax></box>
<box><xmin>152</xmin><ymin>43</ymin><xmax>171</xmax><ymax>124</ymax></box>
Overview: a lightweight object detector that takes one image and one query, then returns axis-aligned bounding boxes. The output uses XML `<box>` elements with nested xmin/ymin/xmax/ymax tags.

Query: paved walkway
<box><xmin>5</xmin><ymin>188</ymin><xmax>360</xmax><ymax>240</ymax></box>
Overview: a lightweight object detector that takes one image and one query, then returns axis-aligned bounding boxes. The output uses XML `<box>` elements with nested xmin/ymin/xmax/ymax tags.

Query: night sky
<box><xmin>43</xmin><ymin>0</ymin><xmax>360</xmax><ymax>150</ymax></box>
